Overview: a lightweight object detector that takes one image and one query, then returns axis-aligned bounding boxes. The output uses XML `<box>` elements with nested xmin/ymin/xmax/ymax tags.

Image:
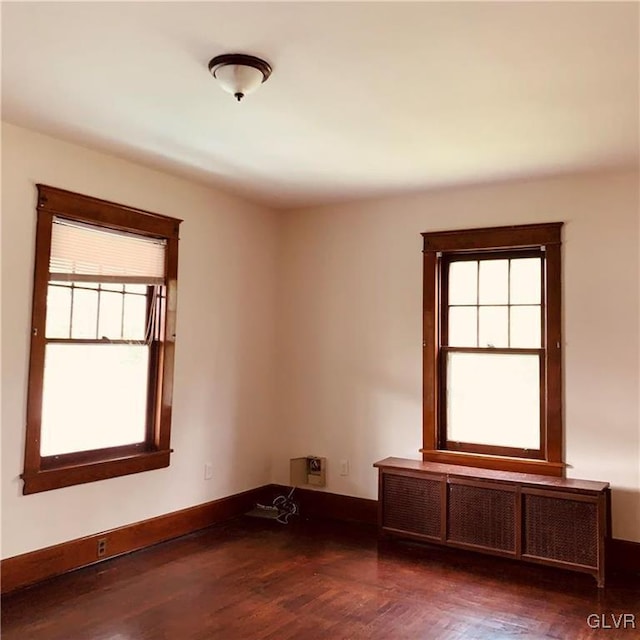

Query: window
<box><xmin>421</xmin><ymin>223</ymin><xmax>563</xmax><ymax>476</ymax></box>
<box><xmin>22</xmin><ymin>185</ymin><xmax>181</xmax><ymax>494</ymax></box>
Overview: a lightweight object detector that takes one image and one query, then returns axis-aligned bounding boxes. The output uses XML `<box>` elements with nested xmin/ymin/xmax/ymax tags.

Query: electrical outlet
<box><xmin>204</xmin><ymin>462</ymin><xmax>213</xmax><ymax>480</ymax></box>
<box><xmin>340</xmin><ymin>459</ymin><xmax>350</xmax><ymax>476</ymax></box>
<box><xmin>97</xmin><ymin>537</ymin><xmax>107</xmax><ymax>558</ymax></box>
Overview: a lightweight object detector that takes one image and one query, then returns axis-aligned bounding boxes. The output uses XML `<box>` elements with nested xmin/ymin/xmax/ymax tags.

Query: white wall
<box><xmin>1</xmin><ymin>123</ymin><xmax>279</xmax><ymax>558</ymax></box>
<box><xmin>276</xmin><ymin>170</ymin><xmax>640</xmax><ymax>543</ymax></box>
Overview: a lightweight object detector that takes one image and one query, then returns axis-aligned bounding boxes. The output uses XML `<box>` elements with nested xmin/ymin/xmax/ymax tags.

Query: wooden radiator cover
<box><xmin>382</xmin><ymin>473</ymin><xmax>442</xmax><ymax>540</ymax></box>
<box><xmin>375</xmin><ymin>457</ymin><xmax>609</xmax><ymax>587</ymax></box>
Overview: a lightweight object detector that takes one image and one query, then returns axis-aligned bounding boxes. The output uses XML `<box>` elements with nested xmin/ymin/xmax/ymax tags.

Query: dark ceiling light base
<box><xmin>208</xmin><ymin>54</ymin><xmax>272</xmax><ymax>102</ymax></box>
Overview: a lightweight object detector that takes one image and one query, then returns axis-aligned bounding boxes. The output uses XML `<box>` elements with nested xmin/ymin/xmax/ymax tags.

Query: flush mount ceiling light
<box><xmin>208</xmin><ymin>53</ymin><xmax>272</xmax><ymax>102</ymax></box>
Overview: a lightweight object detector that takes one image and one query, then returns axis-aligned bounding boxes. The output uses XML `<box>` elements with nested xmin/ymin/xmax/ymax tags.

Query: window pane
<box><xmin>71</xmin><ymin>287</ymin><xmax>98</xmax><ymax>339</ymax></box>
<box><xmin>510</xmin><ymin>258</ymin><xmax>541</xmax><ymax>304</ymax></box>
<box><xmin>510</xmin><ymin>306</ymin><xmax>541</xmax><ymax>348</ymax></box>
<box><xmin>448</xmin><ymin>307</ymin><xmax>477</xmax><ymax>347</ymax></box>
<box><xmin>478</xmin><ymin>306</ymin><xmax>508</xmax><ymax>348</ymax></box>
<box><xmin>101</xmin><ymin>283</ymin><xmax>124</xmax><ymax>292</ymax></box>
<box><xmin>447</xmin><ymin>352</ymin><xmax>540</xmax><ymax>450</ymax></box>
<box><xmin>123</xmin><ymin>293</ymin><xmax>147</xmax><ymax>340</ymax></box>
<box><xmin>478</xmin><ymin>259</ymin><xmax>508</xmax><ymax>305</ymax></box>
<box><xmin>45</xmin><ymin>285</ymin><xmax>71</xmax><ymax>338</ymax></box>
<box><xmin>125</xmin><ymin>284</ymin><xmax>148</xmax><ymax>295</ymax></box>
<box><xmin>448</xmin><ymin>261</ymin><xmax>477</xmax><ymax>305</ymax></box>
<box><xmin>40</xmin><ymin>344</ymin><xmax>149</xmax><ymax>455</ymax></box>
<box><xmin>98</xmin><ymin>291</ymin><xmax>123</xmax><ymax>339</ymax></box>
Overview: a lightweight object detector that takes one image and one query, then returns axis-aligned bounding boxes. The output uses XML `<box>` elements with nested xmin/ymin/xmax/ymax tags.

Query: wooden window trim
<box><xmin>421</xmin><ymin>223</ymin><xmax>564</xmax><ymax>477</ymax></box>
<box><xmin>22</xmin><ymin>185</ymin><xmax>181</xmax><ymax>495</ymax></box>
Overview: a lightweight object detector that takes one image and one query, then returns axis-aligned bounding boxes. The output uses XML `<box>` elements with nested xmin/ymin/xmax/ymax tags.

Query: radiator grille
<box><xmin>382</xmin><ymin>474</ymin><xmax>441</xmax><ymax>538</ymax></box>
<box><xmin>447</xmin><ymin>483</ymin><xmax>515</xmax><ymax>552</ymax></box>
<box><xmin>523</xmin><ymin>494</ymin><xmax>598</xmax><ymax>568</ymax></box>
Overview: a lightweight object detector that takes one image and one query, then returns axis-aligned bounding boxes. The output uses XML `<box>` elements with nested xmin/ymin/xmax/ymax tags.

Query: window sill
<box><xmin>21</xmin><ymin>449</ymin><xmax>172</xmax><ymax>494</ymax></box>
<box><xmin>419</xmin><ymin>449</ymin><xmax>565</xmax><ymax>477</ymax></box>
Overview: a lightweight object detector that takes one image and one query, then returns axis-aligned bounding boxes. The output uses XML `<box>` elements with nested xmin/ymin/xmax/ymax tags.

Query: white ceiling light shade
<box><xmin>208</xmin><ymin>54</ymin><xmax>272</xmax><ymax>102</ymax></box>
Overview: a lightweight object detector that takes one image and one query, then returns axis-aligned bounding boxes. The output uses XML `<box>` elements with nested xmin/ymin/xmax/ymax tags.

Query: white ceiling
<box><xmin>2</xmin><ymin>2</ymin><xmax>638</xmax><ymax>209</ymax></box>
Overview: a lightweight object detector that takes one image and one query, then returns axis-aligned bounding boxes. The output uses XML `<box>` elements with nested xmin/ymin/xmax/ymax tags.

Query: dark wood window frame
<box><xmin>22</xmin><ymin>185</ymin><xmax>181</xmax><ymax>494</ymax></box>
<box><xmin>421</xmin><ymin>223</ymin><xmax>564</xmax><ymax>477</ymax></box>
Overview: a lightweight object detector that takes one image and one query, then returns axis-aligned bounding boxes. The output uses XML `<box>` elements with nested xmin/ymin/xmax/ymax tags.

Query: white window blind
<box><xmin>49</xmin><ymin>217</ymin><xmax>166</xmax><ymax>283</ymax></box>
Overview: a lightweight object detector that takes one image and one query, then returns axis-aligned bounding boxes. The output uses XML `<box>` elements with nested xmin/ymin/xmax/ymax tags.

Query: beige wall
<box><xmin>277</xmin><ymin>170</ymin><xmax>640</xmax><ymax>542</ymax></box>
<box><xmin>1</xmin><ymin>123</ymin><xmax>279</xmax><ymax>558</ymax></box>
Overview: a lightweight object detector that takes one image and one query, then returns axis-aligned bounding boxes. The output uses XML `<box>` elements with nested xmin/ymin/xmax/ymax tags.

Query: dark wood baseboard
<box><xmin>609</xmin><ymin>537</ymin><xmax>640</xmax><ymax>576</ymax></box>
<box><xmin>268</xmin><ymin>484</ymin><xmax>378</xmax><ymax>526</ymax></box>
<box><xmin>1</xmin><ymin>485</ymin><xmax>270</xmax><ymax>594</ymax></box>
<box><xmin>2</xmin><ymin>485</ymin><xmax>637</xmax><ymax>594</ymax></box>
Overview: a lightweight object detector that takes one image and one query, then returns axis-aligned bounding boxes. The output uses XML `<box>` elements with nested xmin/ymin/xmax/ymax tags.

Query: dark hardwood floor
<box><xmin>2</xmin><ymin>517</ymin><xmax>639</xmax><ymax>639</ymax></box>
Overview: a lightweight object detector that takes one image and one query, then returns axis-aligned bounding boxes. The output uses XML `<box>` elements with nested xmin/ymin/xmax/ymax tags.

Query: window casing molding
<box><xmin>421</xmin><ymin>223</ymin><xmax>564</xmax><ymax>477</ymax></box>
<box><xmin>22</xmin><ymin>185</ymin><xmax>182</xmax><ymax>494</ymax></box>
